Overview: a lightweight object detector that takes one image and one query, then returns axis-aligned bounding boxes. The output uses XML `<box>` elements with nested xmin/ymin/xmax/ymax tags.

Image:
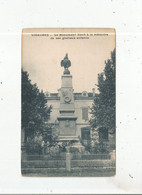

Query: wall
<box><xmin>74</xmin><ymin>99</ymin><xmax>93</xmax><ymax>137</ymax></box>
<box><xmin>47</xmin><ymin>99</ymin><xmax>60</xmax><ymax>123</ymax></box>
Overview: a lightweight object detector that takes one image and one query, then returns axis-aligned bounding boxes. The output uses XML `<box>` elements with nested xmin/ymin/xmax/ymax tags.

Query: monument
<box><xmin>57</xmin><ymin>54</ymin><xmax>78</xmax><ymax>141</ymax></box>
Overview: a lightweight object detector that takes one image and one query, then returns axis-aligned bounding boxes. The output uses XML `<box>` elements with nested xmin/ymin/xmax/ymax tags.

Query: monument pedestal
<box><xmin>56</xmin><ymin>136</ymin><xmax>79</xmax><ymax>142</ymax></box>
<box><xmin>57</xmin><ymin>71</ymin><xmax>78</xmax><ymax>141</ymax></box>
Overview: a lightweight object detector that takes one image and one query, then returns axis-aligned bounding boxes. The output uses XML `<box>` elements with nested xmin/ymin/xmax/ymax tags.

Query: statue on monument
<box><xmin>61</xmin><ymin>53</ymin><xmax>71</xmax><ymax>74</ymax></box>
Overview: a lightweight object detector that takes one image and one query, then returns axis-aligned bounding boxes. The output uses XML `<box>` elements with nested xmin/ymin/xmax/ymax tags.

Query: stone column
<box><xmin>66</xmin><ymin>152</ymin><xmax>71</xmax><ymax>171</ymax></box>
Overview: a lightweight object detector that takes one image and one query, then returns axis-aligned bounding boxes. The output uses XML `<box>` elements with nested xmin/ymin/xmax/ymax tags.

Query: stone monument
<box><xmin>57</xmin><ymin>54</ymin><xmax>78</xmax><ymax>141</ymax></box>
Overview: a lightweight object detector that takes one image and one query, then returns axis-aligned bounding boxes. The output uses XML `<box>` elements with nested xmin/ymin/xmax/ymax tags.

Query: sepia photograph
<box><xmin>1</xmin><ymin>0</ymin><xmax>142</xmax><ymax>193</ymax></box>
<box><xmin>21</xmin><ymin>28</ymin><xmax>116</xmax><ymax>177</ymax></box>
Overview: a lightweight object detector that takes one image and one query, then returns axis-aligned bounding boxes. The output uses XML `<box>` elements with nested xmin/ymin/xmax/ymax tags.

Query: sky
<box><xmin>22</xmin><ymin>28</ymin><xmax>115</xmax><ymax>93</ymax></box>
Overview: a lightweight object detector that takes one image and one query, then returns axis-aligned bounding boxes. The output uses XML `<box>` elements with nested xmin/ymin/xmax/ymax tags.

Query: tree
<box><xmin>22</xmin><ymin>69</ymin><xmax>52</xmax><ymax>142</ymax></box>
<box><xmin>90</xmin><ymin>49</ymin><xmax>116</xmax><ymax>134</ymax></box>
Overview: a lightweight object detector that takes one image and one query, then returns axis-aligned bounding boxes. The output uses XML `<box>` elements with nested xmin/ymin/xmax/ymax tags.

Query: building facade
<box><xmin>47</xmin><ymin>90</ymin><xmax>95</xmax><ymax>142</ymax></box>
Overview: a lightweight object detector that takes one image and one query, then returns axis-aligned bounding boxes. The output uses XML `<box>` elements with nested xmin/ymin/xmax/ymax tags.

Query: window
<box><xmin>82</xmin><ymin>91</ymin><xmax>88</xmax><ymax>97</ymax></box>
<box><xmin>82</xmin><ymin>107</ymin><xmax>88</xmax><ymax>120</ymax></box>
<box><xmin>81</xmin><ymin>128</ymin><xmax>90</xmax><ymax>140</ymax></box>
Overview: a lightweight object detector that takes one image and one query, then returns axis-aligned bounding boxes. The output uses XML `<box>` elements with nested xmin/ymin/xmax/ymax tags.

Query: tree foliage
<box><xmin>90</xmin><ymin>49</ymin><xmax>116</xmax><ymax>134</ymax></box>
<box><xmin>22</xmin><ymin>69</ymin><xmax>52</xmax><ymax>141</ymax></box>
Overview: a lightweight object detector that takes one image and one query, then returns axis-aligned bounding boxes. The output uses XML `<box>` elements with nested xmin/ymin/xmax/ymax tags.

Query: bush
<box><xmin>49</xmin><ymin>145</ymin><xmax>60</xmax><ymax>156</ymax></box>
<box><xmin>90</xmin><ymin>141</ymin><xmax>110</xmax><ymax>154</ymax></box>
<box><xmin>25</xmin><ymin>136</ymin><xmax>42</xmax><ymax>154</ymax></box>
<box><xmin>69</xmin><ymin>147</ymin><xmax>80</xmax><ymax>153</ymax></box>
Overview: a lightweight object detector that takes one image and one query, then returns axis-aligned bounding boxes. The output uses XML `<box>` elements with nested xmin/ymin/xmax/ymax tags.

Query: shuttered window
<box><xmin>81</xmin><ymin>128</ymin><xmax>90</xmax><ymax>140</ymax></box>
<box><xmin>82</xmin><ymin>107</ymin><xmax>88</xmax><ymax>120</ymax></box>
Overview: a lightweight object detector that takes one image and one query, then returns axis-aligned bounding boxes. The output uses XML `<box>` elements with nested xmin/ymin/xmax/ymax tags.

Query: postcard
<box><xmin>21</xmin><ymin>28</ymin><xmax>116</xmax><ymax>177</ymax></box>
